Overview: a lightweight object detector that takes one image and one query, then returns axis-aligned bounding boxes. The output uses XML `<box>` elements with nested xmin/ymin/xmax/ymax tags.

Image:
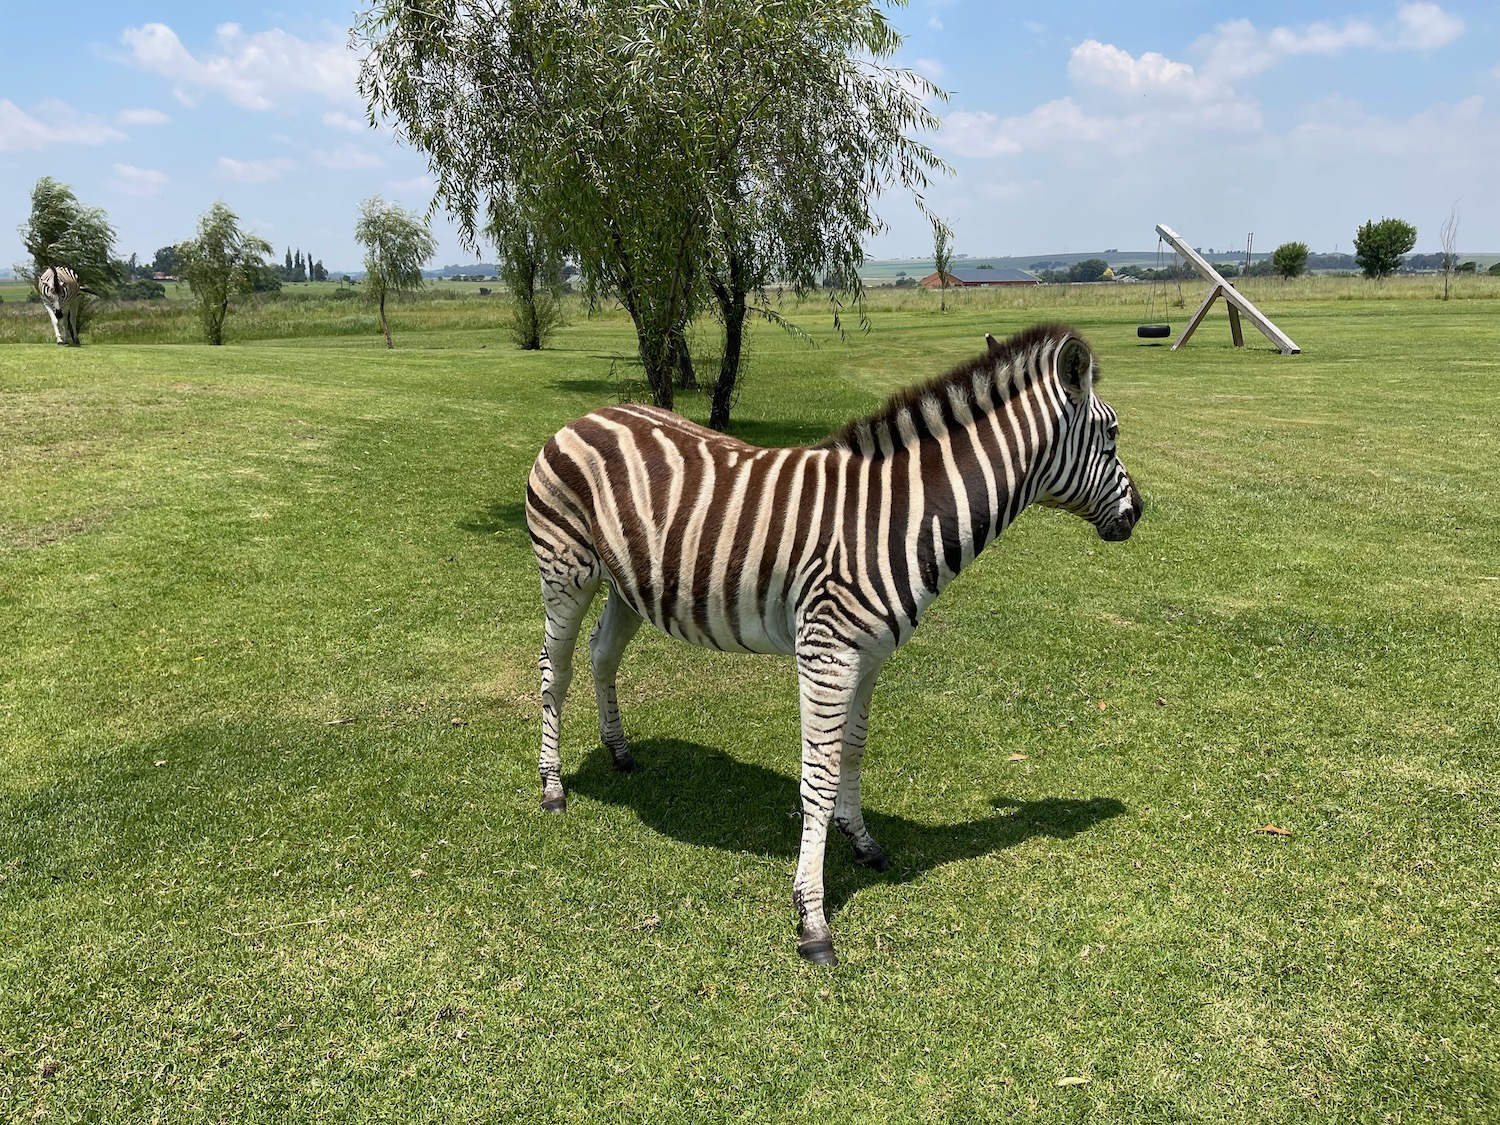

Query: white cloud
<box><xmin>217</xmin><ymin>156</ymin><xmax>296</xmax><ymax>183</ymax></box>
<box><xmin>109</xmin><ymin>163</ymin><xmax>169</xmax><ymax>197</ymax></box>
<box><xmin>0</xmin><ymin>98</ymin><xmax>126</xmax><ymax>151</ymax></box>
<box><xmin>1068</xmin><ymin>40</ymin><xmax>1224</xmax><ymax>101</ymax></box>
<box><xmin>1289</xmin><ymin>93</ymin><xmax>1485</xmax><ymax>158</ymax></box>
<box><xmin>944</xmin><ymin>38</ymin><xmax>1261</xmax><ymax>163</ymax></box>
<box><xmin>946</xmin><ymin>96</ymin><xmax>1265</xmax><ymax>163</ymax></box>
<box><xmin>122</xmin><ymin>21</ymin><xmax>361</xmax><ymax>111</ymax></box>
<box><xmin>1396</xmin><ymin>2</ymin><xmax>1465</xmax><ymax>49</ymax></box>
<box><xmin>312</xmin><ymin>144</ymin><xmax>384</xmax><ymax>170</ymax></box>
<box><xmin>944</xmin><ymin>5</ymin><xmax>1466</xmax><ymax>168</ymax></box>
<box><xmin>1194</xmin><ymin>4</ymin><xmax>1464</xmax><ymax>81</ymax></box>
<box><xmin>940</xmin><ymin>110</ymin><xmax>1024</xmax><ymax>157</ymax></box>
<box><xmin>386</xmin><ymin>174</ymin><xmax>435</xmax><ymax>196</ymax></box>
<box><xmin>323</xmin><ymin>110</ymin><xmax>367</xmax><ymax>134</ymax></box>
<box><xmin>913</xmin><ymin>57</ymin><xmax>946</xmax><ymax>84</ymax></box>
<box><xmin>118</xmin><ymin>107</ymin><xmax>171</xmax><ymax>126</ymax></box>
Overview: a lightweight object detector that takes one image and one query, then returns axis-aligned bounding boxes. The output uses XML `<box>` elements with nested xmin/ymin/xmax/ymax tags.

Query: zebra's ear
<box><xmin>1057</xmin><ymin>338</ymin><xmax>1095</xmax><ymax>404</ymax></box>
<box><xmin>986</xmin><ymin>333</ymin><xmax>1002</xmax><ymax>357</ymax></box>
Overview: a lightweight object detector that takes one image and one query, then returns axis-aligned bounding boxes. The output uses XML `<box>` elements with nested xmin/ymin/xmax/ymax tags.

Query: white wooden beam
<box><xmin>1155</xmin><ymin>223</ymin><xmax>1301</xmax><ymax>355</ymax></box>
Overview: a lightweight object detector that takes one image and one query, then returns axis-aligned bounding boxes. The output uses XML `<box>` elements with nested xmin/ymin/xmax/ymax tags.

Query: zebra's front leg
<box><xmin>835</xmin><ymin>667</ymin><xmax>890</xmax><ymax>873</ymax></box>
<box><xmin>589</xmin><ymin>586</ymin><xmax>644</xmax><ymax>773</ymax></box>
<box><xmin>45</xmin><ymin>307</ymin><xmax>65</xmax><ymax>346</ymax></box>
<box><xmin>537</xmin><ymin>569</ymin><xmax>600</xmax><ymax>813</ymax></box>
<box><xmin>792</xmin><ymin>642</ymin><xmax>864</xmax><ymax>967</ymax></box>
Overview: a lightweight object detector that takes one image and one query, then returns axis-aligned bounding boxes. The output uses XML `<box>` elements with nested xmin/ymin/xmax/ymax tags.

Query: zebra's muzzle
<box><xmin>1096</xmin><ymin>477</ymin><xmax>1143</xmax><ymax>542</ymax></box>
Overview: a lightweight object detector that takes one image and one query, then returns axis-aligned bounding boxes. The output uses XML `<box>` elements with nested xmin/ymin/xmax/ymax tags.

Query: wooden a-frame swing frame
<box><xmin>1155</xmin><ymin>223</ymin><xmax>1300</xmax><ymax>355</ymax></box>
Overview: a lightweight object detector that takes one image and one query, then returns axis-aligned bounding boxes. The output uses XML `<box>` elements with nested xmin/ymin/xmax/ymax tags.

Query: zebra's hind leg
<box><xmin>537</xmin><ymin>562</ymin><xmax>602</xmax><ymax>813</ymax></box>
<box><xmin>834</xmin><ymin>668</ymin><xmax>890</xmax><ymax>873</ymax></box>
<box><xmin>589</xmin><ymin>585</ymin><xmax>645</xmax><ymax>773</ymax></box>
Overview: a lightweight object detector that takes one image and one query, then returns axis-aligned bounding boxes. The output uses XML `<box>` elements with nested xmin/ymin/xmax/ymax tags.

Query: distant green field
<box><xmin>2</xmin><ymin>282</ymin><xmax>1497</xmax><ymax>1122</ymax></box>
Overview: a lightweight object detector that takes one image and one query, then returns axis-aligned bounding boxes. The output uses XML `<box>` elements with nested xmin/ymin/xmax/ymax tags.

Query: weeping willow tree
<box><xmin>489</xmin><ymin>203</ymin><xmax>566</xmax><ymax>351</ymax></box>
<box><xmin>16</xmin><ymin>177</ymin><xmax>120</xmax><ymax>334</ymax></box>
<box><xmin>356</xmin><ymin>0</ymin><xmax>944</xmax><ymax>426</ymax></box>
<box><xmin>176</xmin><ymin>202</ymin><xmax>272</xmax><ymax>346</ymax></box>
<box><xmin>354</xmin><ymin>196</ymin><xmax>437</xmax><ymax>349</ymax></box>
<box><xmin>931</xmin><ymin>217</ymin><xmax>954</xmax><ymax>313</ymax></box>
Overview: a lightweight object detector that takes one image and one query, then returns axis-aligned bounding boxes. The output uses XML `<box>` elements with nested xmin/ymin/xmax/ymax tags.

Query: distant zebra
<box><xmin>37</xmin><ymin>266</ymin><xmax>96</xmax><ymax>346</ymax></box>
<box><xmin>525</xmin><ymin>323</ymin><xmax>1143</xmax><ymax>965</ymax></box>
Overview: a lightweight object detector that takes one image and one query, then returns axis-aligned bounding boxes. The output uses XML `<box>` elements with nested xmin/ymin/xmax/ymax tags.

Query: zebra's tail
<box><xmin>79</xmin><ymin>286</ymin><xmax>102</xmax><ymax>297</ymax></box>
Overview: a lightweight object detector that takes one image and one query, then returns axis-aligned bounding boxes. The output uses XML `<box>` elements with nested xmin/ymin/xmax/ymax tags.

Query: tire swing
<box><xmin>1137</xmin><ymin>235</ymin><xmax>1177</xmax><ymax>341</ymax></box>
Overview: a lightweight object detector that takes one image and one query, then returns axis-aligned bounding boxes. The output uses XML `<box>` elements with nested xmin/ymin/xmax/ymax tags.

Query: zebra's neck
<box><xmin>825</xmin><ymin>353</ymin><xmax>1065</xmax><ymax>607</ymax></box>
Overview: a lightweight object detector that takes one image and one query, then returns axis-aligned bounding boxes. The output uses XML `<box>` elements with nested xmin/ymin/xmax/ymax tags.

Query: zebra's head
<box><xmin>1028</xmin><ymin>333</ymin><xmax>1143</xmax><ymax>542</ymax></box>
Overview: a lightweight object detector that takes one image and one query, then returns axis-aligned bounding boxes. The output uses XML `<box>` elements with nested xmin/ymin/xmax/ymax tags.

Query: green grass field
<box><xmin>2</xmin><ymin>282</ymin><xmax>1497</xmax><ymax>1122</ymax></box>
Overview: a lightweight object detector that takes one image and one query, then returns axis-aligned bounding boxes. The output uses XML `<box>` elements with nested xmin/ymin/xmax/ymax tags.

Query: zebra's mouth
<box><xmin>1097</xmin><ymin>478</ymin><xmax>1143</xmax><ymax>541</ymax></box>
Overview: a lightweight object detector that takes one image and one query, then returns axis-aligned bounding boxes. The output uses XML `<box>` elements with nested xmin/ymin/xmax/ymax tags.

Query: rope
<box><xmin>1146</xmin><ymin>236</ymin><xmax>1163</xmax><ymax>322</ymax></box>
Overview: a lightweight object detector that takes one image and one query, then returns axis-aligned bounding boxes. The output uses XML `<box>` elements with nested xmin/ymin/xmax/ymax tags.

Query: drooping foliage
<box><xmin>176</xmin><ymin>202</ymin><xmax>273</xmax><ymax>346</ymax></box>
<box><xmin>355</xmin><ymin>0</ymin><xmax>945</xmax><ymax>425</ymax></box>
<box><xmin>17</xmin><ymin>177</ymin><xmax>120</xmax><ymax>333</ymax></box>
<box><xmin>16</xmin><ymin>177</ymin><xmax>119</xmax><ymax>294</ymax></box>
<box><xmin>493</xmin><ymin>208</ymin><xmax>566</xmax><ymax>351</ymax></box>
<box><xmin>354</xmin><ymin>196</ymin><xmax>438</xmax><ymax>349</ymax></box>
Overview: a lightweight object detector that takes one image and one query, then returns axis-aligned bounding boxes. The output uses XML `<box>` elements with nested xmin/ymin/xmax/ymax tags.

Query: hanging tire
<box><xmin>1137</xmin><ymin>324</ymin><xmax>1171</xmax><ymax>339</ymax></box>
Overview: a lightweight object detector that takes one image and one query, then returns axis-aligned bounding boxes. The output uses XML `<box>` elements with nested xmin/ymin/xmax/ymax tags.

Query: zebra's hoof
<box><xmin>857</xmin><ymin>850</ymin><xmax>892</xmax><ymax>873</ymax></box>
<box><xmin>541</xmin><ymin>795</ymin><xmax>567</xmax><ymax>813</ymax></box>
<box><xmin>798</xmin><ymin>939</ymin><xmax>838</xmax><ymax>967</ymax></box>
<box><xmin>612</xmin><ymin>752</ymin><xmax>641</xmax><ymax>774</ymax></box>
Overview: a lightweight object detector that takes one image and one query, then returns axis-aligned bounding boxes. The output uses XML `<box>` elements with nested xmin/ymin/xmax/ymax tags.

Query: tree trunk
<box><xmin>708</xmin><ymin>248</ymin><xmax>749</xmax><ymax>431</ymax></box>
<box><xmin>633</xmin><ymin>320</ymin><xmax>674</xmax><ymax>411</ymax></box>
<box><xmin>380</xmin><ymin>290</ymin><xmax>393</xmax><ymax>349</ymax></box>
<box><xmin>709</xmin><ymin>286</ymin><xmax>747</xmax><ymax>432</ymax></box>
<box><xmin>669</xmin><ymin>325</ymin><xmax>697</xmax><ymax>390</ymax></box>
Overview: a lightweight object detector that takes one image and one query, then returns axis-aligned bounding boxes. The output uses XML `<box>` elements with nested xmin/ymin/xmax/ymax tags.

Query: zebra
<box><xmin>524</xmin><ymin>322</ymin><xmax>1142</xmax><ymax>965</ymax></box>
<box><xmin>37</xmin><ymin>266</ymin><xmax>96</xmax><ymax>346</ymax></box>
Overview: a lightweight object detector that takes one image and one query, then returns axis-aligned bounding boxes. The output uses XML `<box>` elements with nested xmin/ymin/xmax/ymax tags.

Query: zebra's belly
<box><xmin>657</xmin><ymin>612</ymin><xmax>792</xmax><ymax>655</ymax></box>
<box><xmin>606</xmin><ymin>575</ymin><xmax>795</xmax><ymax>656</ymax></box>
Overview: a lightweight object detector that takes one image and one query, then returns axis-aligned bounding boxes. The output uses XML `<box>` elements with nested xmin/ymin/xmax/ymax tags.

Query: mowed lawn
<box><xmin>2</xmin><ymin>288</ymin><xmax>1497</xmax><ymax>1122</ymax></box>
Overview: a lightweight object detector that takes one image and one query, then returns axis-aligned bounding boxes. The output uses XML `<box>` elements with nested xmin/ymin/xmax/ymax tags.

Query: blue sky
<box><xmin>2</xmin><ymin>1</ymin><xmax>1497</xmax><ymax>273</ymax></box>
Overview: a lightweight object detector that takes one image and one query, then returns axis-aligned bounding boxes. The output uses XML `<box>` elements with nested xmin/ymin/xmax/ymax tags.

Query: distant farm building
<box><xmin>919</xmin><ymin>267</ymin><xmax>1041</xmax><ymax>288</ymax></box>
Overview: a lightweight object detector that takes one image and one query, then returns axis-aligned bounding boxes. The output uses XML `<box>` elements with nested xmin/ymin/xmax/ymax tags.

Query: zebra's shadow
<box><xmin>566</xmin><ymin>737</ymin><xmax>1125</xmax><ymax>912</ymax></box>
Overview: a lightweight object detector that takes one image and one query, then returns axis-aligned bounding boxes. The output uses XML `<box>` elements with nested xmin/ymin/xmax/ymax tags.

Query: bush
<box><xmin>1272</xmin><ymin>241</ymin><xmax>1310</xmax><ymax>279</ymax></box>
<box><xmin>1354</xmin><ymin>218</ymin><xmax>1417</xmax><ymax>279</ymax></box>
<box><xmin>117</xmin><ymin>279</ymin><xmax>167</xmax><ymax>301</ymax></box>
<box><xmin>1068</xmin><ymin>258</ymin><xmax>1109</xmax><ymax>282</ymax></box>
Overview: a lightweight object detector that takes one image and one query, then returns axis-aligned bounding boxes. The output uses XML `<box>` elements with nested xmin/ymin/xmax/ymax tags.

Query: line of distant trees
<box><xmin>102</xmin><ymin>241</ymin><xmax>328</xmax><ymax>300</ymax></box>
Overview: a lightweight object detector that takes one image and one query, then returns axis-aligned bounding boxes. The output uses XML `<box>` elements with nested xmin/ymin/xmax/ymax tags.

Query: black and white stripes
<box><xmin>37</xmin><ymin>266</ymin><xmax>86</xmax><ymax>346</ymax></box>
<box><xmin>525</xmin><ymin>323</ymin><xmax>1142</xmax><ymax>964</ymax></box>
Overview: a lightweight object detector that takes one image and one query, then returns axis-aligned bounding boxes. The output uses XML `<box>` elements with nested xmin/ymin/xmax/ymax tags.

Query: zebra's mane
<box><xmin>815</xmin><ymin>322</ymin><xmax>1086</xmax><ymax>456</ymax></box>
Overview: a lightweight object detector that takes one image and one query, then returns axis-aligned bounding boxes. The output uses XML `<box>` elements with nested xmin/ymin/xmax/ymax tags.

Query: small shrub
<box><xmin>117</xmin><ymin>279</ymin><xmax>167</xmax><ymax>301</ymax></box>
